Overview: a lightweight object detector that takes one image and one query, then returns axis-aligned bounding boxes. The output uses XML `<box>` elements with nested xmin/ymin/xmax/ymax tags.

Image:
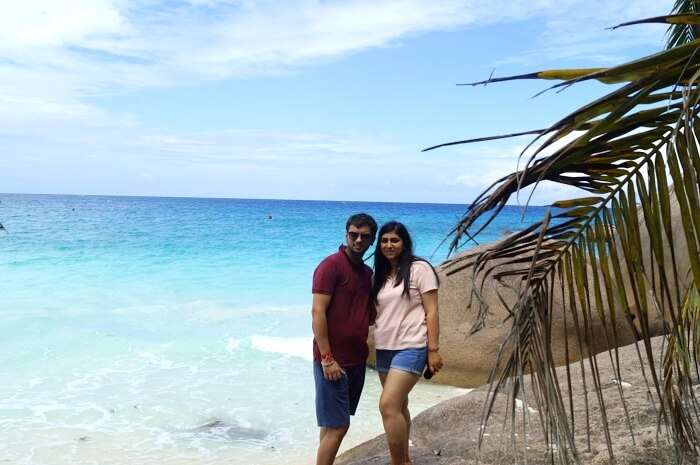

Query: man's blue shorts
<box><xmin>313</xmin><ymin>362</ymin><xmax>366</xmax><ymax>428</ymax></box>
<box><xmin>375</xmin><ymin>347</ymin><xmax>427</xmax><ymax>376</ymax></box>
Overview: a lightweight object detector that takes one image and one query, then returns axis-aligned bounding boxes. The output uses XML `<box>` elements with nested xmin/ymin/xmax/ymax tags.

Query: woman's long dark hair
<box><xmin>371</xmin><ymin>221</ymin><xmax>438</xmax><ymax>302</ymax></box>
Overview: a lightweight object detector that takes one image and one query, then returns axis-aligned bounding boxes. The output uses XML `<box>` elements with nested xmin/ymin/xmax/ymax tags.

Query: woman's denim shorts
<box><xmin>375</xmin><ymin>347</ymin><xmax>427</xmax><ymax>376</ymax></box>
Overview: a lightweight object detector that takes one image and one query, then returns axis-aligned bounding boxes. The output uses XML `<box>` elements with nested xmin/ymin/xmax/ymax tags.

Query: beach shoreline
<box><xmin>0</xmin><ymin>365</ymin><xmax>468</xmax><ymax>465</ymax></box>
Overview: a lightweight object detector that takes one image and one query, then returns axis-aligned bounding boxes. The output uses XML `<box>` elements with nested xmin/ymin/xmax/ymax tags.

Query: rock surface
<box><xmin>340</xmin><ymin>336</ymin><xmax>681</xmax><ymax>465</ymax></box>
<box><xmin>184</xmin><ymin>419</ymin><xmax>268</xmax><ymax>441</ymax></box>
<box><xmin>367</xmin><ymin>192</ymin><xmax>691</xmax><ymax>388</ymax></box>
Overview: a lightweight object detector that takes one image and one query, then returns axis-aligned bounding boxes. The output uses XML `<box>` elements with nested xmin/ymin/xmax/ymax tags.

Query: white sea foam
<box><xmin>181</xmin><ymin>301</ymin><xmax>308</xmax><ymax>321</ymax></box>
<box><xmin>106</xmin><ymin>301</ymin><xmax>309</xmax><ymax>322</ymax></box>
<box><xmin>28</xmin><ymin>377</ymin><xmax>45</xmax><ymax>389</ymax></box>
<box><xmin>250</xmin><ymin>335</ymin><xmax>313</xmax><ymax>361</ymax></box>
<box><xmin>225</xmin><ymin>338</ymin><xmax>242</xmax><ymax>352</ymax></box>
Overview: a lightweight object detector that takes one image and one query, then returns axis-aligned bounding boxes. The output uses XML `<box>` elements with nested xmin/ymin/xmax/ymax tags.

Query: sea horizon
<box><xmin>0</xmin><ymin>191</ymin><xmax>547</xmax><ymax>209</ymax></box>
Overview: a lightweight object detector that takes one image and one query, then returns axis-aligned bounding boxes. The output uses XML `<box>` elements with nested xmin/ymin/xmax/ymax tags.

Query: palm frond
<box><xmin>459</xmin><ymin>39</ymin><xmax>700</xmax><ymax>93</ymax></box>
<box><xmin>460</xmin><ymin>69</ymin><xmax>607</xmax><ymax>86</ymax></box>
<box><xmin>668</xmin><ymin>1</ymin><xmax>700</xmax><ymax>49</ymax></box>
<box><xmin>434</xmin><ymin>19</ymin><xmax>700</xmax><ymax>465</ymax></box>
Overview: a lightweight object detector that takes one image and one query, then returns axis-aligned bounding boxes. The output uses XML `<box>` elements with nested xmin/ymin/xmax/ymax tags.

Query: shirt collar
<box><xmin>339</xmin><ymin>244</ymin><xmax>367</xmax><ymax>269</ymax></box>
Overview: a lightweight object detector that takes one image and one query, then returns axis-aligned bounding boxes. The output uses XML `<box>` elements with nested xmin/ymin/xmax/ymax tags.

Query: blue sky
<box><xmin>0</xmin><ymin>0</ymin><xmax>670</xmax><ymax>204</ymax></box>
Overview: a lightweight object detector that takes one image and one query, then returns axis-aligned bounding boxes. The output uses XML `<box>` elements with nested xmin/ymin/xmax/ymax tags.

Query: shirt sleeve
<box><xmin>312</xmin><ymin>258</ymin><xmax>337</xmax><ymax>295</ymax></box>
<box><xmin>413</xmin><ymin>261</ymin><xmax>438</xmax><ymax>294</ymax></box>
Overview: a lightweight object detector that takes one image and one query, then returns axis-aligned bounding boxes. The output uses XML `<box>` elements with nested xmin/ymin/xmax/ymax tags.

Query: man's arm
<box><xmin>312</xmin><ymin>293</ymin><xmax>345</xmax><ymax>381</ymax></box>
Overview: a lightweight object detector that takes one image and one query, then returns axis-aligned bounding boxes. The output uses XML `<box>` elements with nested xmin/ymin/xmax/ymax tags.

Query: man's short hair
<box><xmin>346</xmin><ymin>213</ymin><xmax>377</xmax><ymax>237</ymax></box>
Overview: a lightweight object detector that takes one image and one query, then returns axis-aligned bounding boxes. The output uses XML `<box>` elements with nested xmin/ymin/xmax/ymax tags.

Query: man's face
<box><xmin>345</xmin><ymin>224</ymin><xmax>374</xmax><ymax>255</ymax></box>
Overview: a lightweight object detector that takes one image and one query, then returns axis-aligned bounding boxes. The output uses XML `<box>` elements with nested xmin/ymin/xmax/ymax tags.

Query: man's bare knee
<box><xmin>322</xmin><ymin>425</ymin><xmax>349</xmax><ymax>440</ymax></box>
<box><xmin>321</xmin><ymin>425</ymin><xmax>349</xmax><ymax>442</ymax></box>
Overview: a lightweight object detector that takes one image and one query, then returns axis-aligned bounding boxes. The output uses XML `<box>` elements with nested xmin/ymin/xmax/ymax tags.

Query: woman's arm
<box><xmin>422</xmin><ymin>289</ymin><xmax>443</xmax><ymax>374</ymax></box>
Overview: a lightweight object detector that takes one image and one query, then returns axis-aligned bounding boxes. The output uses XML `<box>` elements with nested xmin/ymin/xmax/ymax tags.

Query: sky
<box><xmin>0</xmin><ymin>0</ymin><xmax>672</xmax><ymax>204</ymax></box>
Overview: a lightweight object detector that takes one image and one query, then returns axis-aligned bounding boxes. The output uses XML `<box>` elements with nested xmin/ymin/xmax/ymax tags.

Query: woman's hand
<box><xmin>428</xmin><ymin>350</ymin><xmax>443</xmax><ymax>374</ymax></box>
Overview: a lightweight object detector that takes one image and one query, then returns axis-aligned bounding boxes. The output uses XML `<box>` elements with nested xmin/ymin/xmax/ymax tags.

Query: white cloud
<box><xmin>0</xmin><ymin>0</ymin><xmax>667</xmax><ymax>118</ymax></box>
<box><xmin>127</xmin><ymin>129</ymin><xmax>398</xmax><ymax>163</ymax></box>
<box><xmin>445</xmin><ymin>128</ymin><xmax>596</xmax><ymax>205</ymax></box>
<box><xmin>0</xmin><ymin>0</ymin><xmax>669</xmax><ymax>203</ymax></box>
<box><xmin>0</xmin><ymin>0</ymin><xmax>127</xmax><ymax>48</ymax></box>
<box><xmin>0</xmin><ymin>0</ymin><xmax>668</xmax><ymax>92</ymax></box>
<box><xmin>499</xmin><ymin>1</ymin><xmax>667</xmax><ymax>66</ymax></box>
<box><xmin>450</xmin><ymin>144</ymin><xmax>525</xmax><ymax>197</ymax></box>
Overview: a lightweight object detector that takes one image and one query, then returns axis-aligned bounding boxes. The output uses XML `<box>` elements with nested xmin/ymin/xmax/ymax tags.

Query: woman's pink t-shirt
<box><xmin>374</xmin><ymin>260</ymin><xmax>439</xmax><ymax>350</ymax></box>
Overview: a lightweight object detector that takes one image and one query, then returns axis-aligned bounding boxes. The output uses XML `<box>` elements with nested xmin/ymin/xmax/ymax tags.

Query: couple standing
<box><xmin>311</xmin><ymin>213</ymin><xmax>443</xmax><ymax>465</ymax></box>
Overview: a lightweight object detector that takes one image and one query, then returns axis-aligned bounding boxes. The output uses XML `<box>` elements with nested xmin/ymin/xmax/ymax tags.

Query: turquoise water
<box><xmin>0</xmin><ymin>194</ymin><xmax>546</xmax><ymax>465</ymax></box>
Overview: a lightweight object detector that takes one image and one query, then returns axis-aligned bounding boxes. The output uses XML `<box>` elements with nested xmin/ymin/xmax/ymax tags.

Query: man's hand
<box><xmin>322</xmin><ymin>360</ymin><xmax>346</xmax><ymax>381</ymax></box>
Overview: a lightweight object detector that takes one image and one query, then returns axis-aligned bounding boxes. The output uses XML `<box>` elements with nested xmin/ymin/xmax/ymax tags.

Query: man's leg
<box><xmin>317</xmin><ymin>426</ymin><xmax>349</xmax><ymax>465</ymax></box>
<box><xmin>314</xmin><ymin>362</ymin><xmax>351</xmax><ymax>465</ymax></box>
<box><xmin>379</xmin><ymin>369</ymin><xmax>420</xmax><ymax>465</ymax></box>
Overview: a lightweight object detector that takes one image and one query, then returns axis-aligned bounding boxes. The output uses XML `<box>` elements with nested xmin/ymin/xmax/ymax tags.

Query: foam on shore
<box><xmin>249</xmin><ymin>335</ymin><xmax>314</xmax><ymax>361</ymax></box>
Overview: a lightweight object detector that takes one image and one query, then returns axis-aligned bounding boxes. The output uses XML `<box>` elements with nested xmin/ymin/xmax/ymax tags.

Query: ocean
<box><xmin>0</xmin><ymin>194</ymin><xmax>547</xmax><ymax>465</ymax></box>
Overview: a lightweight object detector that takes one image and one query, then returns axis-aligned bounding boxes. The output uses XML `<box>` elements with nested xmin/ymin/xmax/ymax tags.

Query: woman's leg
<box><xmin>402</xmin><ymin>397</ymin><xmax>411</xmax><ymax>460</ymax></box>
<box><xmin>384</xmin><ymin>375</ymin><xmax>412</xmax><ymax>460</ymax></box>
<box><xmin>379</xmin><ymin>368</ymin><xmax>420</xmax><ymax>465</ymax></box>
<box><xmin>381</xmin><ymin>371</ymin><xmax>414</xmax><ymax>462</ymax></box>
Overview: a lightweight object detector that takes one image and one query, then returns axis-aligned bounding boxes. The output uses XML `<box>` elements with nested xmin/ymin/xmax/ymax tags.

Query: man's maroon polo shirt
<box><xmin>312</xmin><ymin>245</ymin><xmax>372</xmax><ymax>367</ymax></box>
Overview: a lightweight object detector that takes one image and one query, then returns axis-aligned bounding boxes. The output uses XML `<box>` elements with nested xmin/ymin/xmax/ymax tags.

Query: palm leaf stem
<box><xmin>609</xmin><ymin>13</ymin><xmax>700</xmax><ymax>31</ymax></box>
<box><xmin>533</xmin><ymin>44</ymin><xmax>700</xmax><ymax>97</ymax></box>
<box><xmin>422</xmin><ymin>128</ymin><xmax>546</xmax><ymax>152</ymax></box>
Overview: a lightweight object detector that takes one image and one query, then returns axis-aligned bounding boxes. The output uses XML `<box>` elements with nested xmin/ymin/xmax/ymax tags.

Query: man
<box><xmin>312</xmin><ymin>213</ymin><xmax>377</xmax><ymax>465</ymax></box>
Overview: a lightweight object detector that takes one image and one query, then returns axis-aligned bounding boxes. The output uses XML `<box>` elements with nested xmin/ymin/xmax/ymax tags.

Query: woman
<box><xmin>372</xmin><ymin>221</ymin><xmax>443</xmax><ymax>465</ymax></box>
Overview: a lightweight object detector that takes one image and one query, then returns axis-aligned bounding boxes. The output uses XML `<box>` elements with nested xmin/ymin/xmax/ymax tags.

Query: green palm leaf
<box><xmin>432</xmin><ymin>5</ymin><xmax>700</xmax><ymax>464</ymax></box>
<box><xmin>668</xmin><ymin>1</ymin><xmax>700</xmax><ymax>49</ymax></box>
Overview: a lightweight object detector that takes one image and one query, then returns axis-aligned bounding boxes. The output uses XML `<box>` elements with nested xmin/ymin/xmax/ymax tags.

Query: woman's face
<box><xmin>380</xmin><ymin>231</ymin><xmax>404</xmax><ymax>262</ymax></box>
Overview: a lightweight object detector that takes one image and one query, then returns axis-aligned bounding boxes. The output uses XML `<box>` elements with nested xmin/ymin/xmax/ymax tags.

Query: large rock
<box><xmin>369</xmin><ymin>193</ymin><xmax>689</xmax><ymax>388</ymax></box>
<box><xmin>340</xmin><ymin>336</ymin><xmax>680</xmax><ymax>465</ymax></box>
